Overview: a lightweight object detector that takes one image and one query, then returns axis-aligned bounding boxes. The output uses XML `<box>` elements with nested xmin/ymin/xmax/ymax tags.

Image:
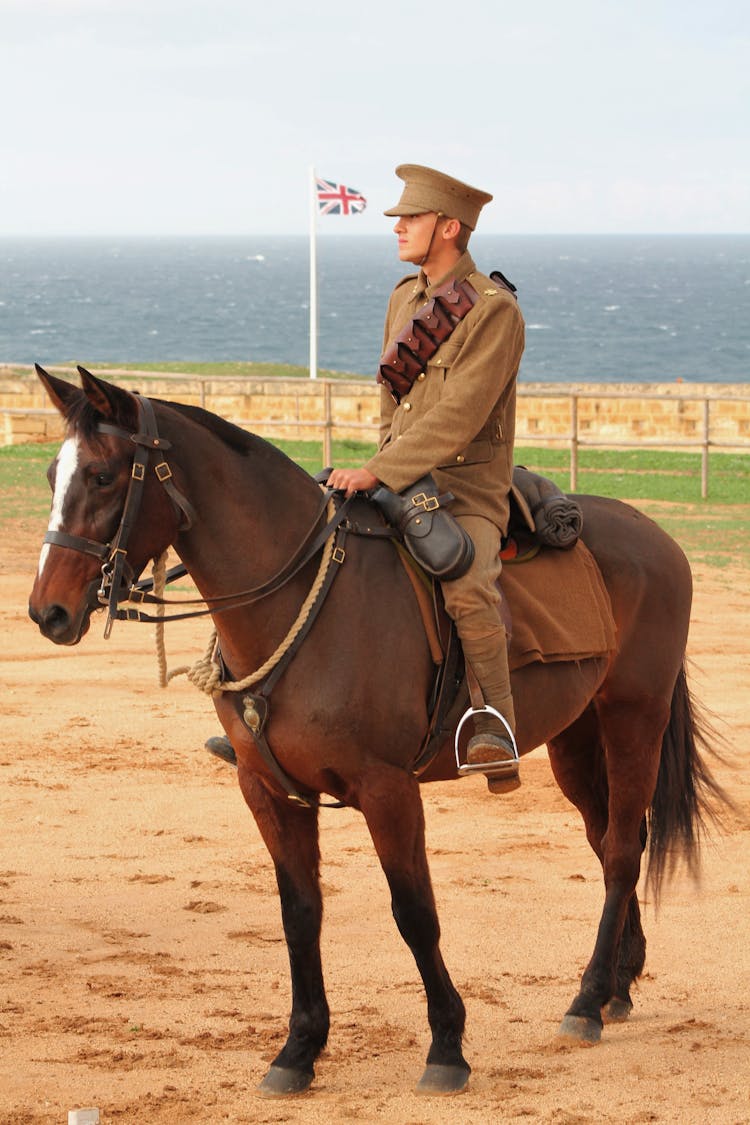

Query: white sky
<box><xmin>1</xmin><ymin>0</ymin><xmax>748</xmax><ymax>236</ymax></box>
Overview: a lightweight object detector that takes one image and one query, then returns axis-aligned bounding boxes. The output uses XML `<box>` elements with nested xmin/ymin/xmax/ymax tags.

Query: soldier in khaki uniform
<box><xmin>327</xmin><ymin>164</ymin><xmax>525</xmax><ymax>787</ymax></box>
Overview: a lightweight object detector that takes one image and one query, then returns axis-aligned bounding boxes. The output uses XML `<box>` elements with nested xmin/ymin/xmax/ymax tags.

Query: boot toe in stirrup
<box><xmin>462</xmin><ymin>732</ymin><xmax>520</xmax><ymax>792</ymax></box>
<box><xmin>466</xmin><ymin>732</ymin><xmax>518</xmax><ymax>770</ymax></box>
<box><xmin>205</xmin><ymin>735</ymin><xmax>238</xmax><ymax>768</ymax></box>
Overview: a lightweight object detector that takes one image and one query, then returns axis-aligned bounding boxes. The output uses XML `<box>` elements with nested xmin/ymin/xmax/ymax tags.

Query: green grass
<box><xmin>515</xmin><ymin>447</ymin><xmax>750</xmax><ymax>505</ymax></box>
<box><xmin>4</xmin><ymin>439</ymin><xmax>749</xmax><ymax>570</ymax></box>
<box><xmin>26</xmin><ymin>361</ymin><xmax>366</xmax><ymax>382</ymax></box>
<box><xmin>0</xmin><ymin>442</ymin><xmax>57</xmax><ymax>520</ymax></box>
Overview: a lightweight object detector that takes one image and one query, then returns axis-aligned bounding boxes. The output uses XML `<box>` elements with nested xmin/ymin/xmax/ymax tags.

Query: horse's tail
<box><xmin>645</xmin><ymin>659</ymin><xmax>732</xmax><ymax>902</ymax></box>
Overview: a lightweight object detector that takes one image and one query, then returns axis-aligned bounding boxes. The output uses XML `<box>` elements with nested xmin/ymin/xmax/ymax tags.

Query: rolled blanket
<box><xmin>512</xmin><ymin>467</ymin><xmax>583</xmax><ymax>550</ymax></box>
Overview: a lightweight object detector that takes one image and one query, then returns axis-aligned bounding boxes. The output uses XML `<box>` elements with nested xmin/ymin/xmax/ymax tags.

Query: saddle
<box><xmin>338</xmin><ymin>468</ymin><xmax>590</xmax><ymax>777</ymax></box>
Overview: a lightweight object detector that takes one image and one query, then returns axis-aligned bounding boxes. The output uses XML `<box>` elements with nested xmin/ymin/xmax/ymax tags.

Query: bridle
<box><xmin>44</xmin><ymin>394</ymin><xmax>195</xmax><ymax>637</ymax></box>
<box><xmin>45</xmin><ymin>393</ymin><xmax>353</xmax><ymax>638</ymax></box>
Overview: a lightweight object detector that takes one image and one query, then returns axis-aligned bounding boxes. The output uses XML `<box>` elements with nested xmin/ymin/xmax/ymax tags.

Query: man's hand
<box><xmin>326</xmin><ymin>467</ymin><xmax>379</xmax><ymax>496</ymax></box>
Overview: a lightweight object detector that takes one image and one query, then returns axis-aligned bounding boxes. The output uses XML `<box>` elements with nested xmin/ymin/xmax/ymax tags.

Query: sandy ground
<box><xmin>1</xmin><ymin>518</ymin><xmax>748</xmax><ymax>1125</ymax></box>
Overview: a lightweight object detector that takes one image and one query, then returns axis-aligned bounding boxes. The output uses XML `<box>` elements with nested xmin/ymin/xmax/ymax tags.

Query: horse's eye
<box><xmin>95</xmin><ymin>472</ymin><xmax>115</xmax><ymax>487</ymax></box>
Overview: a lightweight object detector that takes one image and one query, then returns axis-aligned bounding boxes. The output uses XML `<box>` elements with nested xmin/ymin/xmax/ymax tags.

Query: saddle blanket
<box><xmin>501</xmin><ymin>540</ymin><xmax>616</xmax><ymax>671</ymax></box>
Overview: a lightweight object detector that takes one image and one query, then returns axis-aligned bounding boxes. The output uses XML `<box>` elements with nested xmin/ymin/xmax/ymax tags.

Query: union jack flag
<box><xmin>316</xmin><ymin>177</ymin><xmax>367</xmax><ymax>216</ymax></box>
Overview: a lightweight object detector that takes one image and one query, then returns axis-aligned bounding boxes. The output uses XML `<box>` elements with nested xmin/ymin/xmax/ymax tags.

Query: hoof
<box><xmin>258</xmin><ymin>1065</ymin><xmax>313</xmax><ymax>1097</ymax></box>
<box><xmin>602</xmin><ymin>997</ymin><xmax>633</xmax><ymax>1023</ymax></box>
<box><xmin>557</xmin><ymin>1014</ymin><xmax>602</xmax><ymax>1045</ymax></box>
<box><xmin>416</xmin><ymin>1063</ymin><xmax>470</xmax><ymax>1095</ymax></box>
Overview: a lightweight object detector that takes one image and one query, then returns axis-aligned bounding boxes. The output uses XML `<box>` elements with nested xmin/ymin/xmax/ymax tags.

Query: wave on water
<box><xmin>0</xmin><ymin>233</ymin><xmax>748</xmax><ymax>383</ymax></box>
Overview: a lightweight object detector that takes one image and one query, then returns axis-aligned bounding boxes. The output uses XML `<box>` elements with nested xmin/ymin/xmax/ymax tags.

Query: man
<box><xmin>327</xmin><ymin>164</ymin><xmax>525</xmax><ymax>787</ymax></box>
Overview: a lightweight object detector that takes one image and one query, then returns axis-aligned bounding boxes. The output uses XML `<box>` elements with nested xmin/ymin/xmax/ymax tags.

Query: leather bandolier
<box><xmin>377</xmin><ymin>277</ymin><xmax>479</xmax><ymax>404</ymax></box>
<box><xmin>377</xmin><ymin>269</ymin><xmax>518</xmax><ymax>405</ymax></box>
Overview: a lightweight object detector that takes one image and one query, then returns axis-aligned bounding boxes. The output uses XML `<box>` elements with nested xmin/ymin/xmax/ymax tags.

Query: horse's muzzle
<box><xmin>28</xmin><ymin>579</ymin><xmax>100</xmax><ymax>645</ymax></box>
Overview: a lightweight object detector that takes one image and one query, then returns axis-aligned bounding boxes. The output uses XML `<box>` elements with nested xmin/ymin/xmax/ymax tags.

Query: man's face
<box><xmin>392</xmin><ymin>212</ymin><xmax>439</xmax><ymax>265</ymax></box>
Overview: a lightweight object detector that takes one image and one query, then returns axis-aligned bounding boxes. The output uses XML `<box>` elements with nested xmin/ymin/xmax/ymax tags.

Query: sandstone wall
<box><xmin>1</xmin><ymin>366</ymin><xmax>749</xmax><ymax>451</ymax></box>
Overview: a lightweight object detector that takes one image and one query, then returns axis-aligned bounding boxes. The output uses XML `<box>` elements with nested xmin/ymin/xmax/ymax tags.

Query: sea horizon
<box><xmin>1</xmin><ymin>233</ymin><xmax>748</xmax><ymax>383</ymax></box>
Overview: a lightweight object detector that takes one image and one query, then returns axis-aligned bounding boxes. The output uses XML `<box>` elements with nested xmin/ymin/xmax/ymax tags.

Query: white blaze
<box><xmin>37</xmin><ymin>436</ymin><xmax>80</xmax><ymax>578</ymax></box>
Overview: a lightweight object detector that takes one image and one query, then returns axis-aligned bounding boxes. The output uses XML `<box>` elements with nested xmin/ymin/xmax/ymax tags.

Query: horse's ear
<box><xmin>77</xmin><ymin>366</ymin><xmax>139</xmax><ymax>428</ymax></box>
<box><xmin>34</xmin><ymin>364</ymin><xmax>82</xmax><ymax>418</ymax></box>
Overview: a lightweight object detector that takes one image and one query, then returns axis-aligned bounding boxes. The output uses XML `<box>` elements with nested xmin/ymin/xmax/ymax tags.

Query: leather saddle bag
<box><xmin>370</xmin><ymin>473</ymin><xmax>475</xmax><ymax>581</ymax></box>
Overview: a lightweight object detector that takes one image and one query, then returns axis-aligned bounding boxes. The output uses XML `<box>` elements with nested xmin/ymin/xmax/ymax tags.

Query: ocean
<box><xmin>1</xmin><ymin>234</ymin><xmax>748</xmax><ymax>383</ymax></box>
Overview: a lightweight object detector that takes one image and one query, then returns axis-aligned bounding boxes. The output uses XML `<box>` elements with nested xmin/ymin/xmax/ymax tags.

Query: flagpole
<box><xmin>309</xmin><ymin>165</ymin><xmax>318</xmax><ymax>380</ymax></box>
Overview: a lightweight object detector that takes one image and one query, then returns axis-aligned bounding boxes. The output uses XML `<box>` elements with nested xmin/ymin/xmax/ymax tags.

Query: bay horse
<box><xmin>28</xmin><ymin>366</ymin><xmax>726</xmax><ymax>1097</ymax></box>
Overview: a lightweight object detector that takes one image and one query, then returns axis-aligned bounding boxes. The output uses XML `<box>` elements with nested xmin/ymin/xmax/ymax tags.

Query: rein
<box><xmin>122</xmin><ymin>489</ymin><xmax>352</xmax><ymax>624</ymax></box>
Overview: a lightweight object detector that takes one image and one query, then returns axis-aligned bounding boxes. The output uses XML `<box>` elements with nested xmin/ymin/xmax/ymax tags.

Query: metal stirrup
<box><xmin>455</xmin><ymin>705</ymin><xmax>519</xmax><ymax>775</ymax></box>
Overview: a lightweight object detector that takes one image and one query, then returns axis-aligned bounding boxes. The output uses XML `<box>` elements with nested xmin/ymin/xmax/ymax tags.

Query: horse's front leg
<box><xmin>358</xmin><ymin>766</ymin><xmax>470</xmax><ymax>1094</ymax></box>
<box><xmin>237</xmin><ymin>767</ymin><xmax>329</xmax><ymax>1096</ymax></box>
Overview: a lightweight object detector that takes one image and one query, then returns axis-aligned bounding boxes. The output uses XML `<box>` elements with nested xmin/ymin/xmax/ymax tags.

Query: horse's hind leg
<box><xmin>604</xmin><ymin>892</ymin><xmax>646</xmax><ymax>1023</ymax></box>
<box><xmin>358</xmin><ymin>766</ymin><xmax>470</xmax><ymax>1095</ymax></box>
<box><xmin>551</xmin><ymin>697</ymin><xmax>665</xmax><ymax>1044</ymax></box>
<box><xmin>237</xmin><ymin>770</ymin><xmax>329</xmax><ymax>1096</ymax></box>
<box><xmin>547</xmin><ymin>704</ymin><xmax>650</xmax><ymax>1041</ymax></box>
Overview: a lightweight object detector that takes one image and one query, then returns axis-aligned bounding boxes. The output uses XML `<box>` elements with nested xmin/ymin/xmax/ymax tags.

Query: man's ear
<box><xmin>441</xmin><ymin>216</ymin><xmax>462</xmax><ymax>241</ymax></box>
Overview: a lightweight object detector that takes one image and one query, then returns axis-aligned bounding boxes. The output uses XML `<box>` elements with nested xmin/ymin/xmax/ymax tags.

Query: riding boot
<box><xmin>461</xmin><ymin>627</ymin><xmax>520</xmax><ymax>792</ymax></box>
<box><xmin>205</xmin><ymin>735</ymin><xmax>238</xmax><ymax>768</ymax></box>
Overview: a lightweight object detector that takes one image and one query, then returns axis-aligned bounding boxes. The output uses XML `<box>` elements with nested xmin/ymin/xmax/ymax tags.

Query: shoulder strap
<box><xmin>489</xmin><ymin>268</ymin><xmax>518</xmax><ymax>297</ymax></box>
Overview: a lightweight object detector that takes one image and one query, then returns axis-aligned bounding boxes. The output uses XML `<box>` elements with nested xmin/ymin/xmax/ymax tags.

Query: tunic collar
<box><xmin>411</xmin><ymin>251</ymin><xmax>476</xmax><ymax>301</ymax></box>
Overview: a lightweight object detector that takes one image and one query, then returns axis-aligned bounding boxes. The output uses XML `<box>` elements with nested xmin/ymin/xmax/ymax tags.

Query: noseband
<box><xmin>44</xmin><ymin>394</ymin><xmax>195</xmax><ymax>637</ymax></box>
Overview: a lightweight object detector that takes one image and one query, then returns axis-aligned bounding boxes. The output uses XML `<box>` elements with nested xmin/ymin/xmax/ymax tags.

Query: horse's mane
<box><xmin>154</xmin><ymin>397</ymin><xmax>262</xmax><ymax>456</ymax></box>
<box><xmin>157</xmin><ymin>398</ymin><xmax>317</xmax><ymax>488</ymax></box>
<box><xmin>66</xmin><ymin>389</ymin><xmax>308</xmax><ymax>479</ymax></box>
<box><xmin>66</xmin><ymin>390</ymin><xmax>270</xmax><ymax>456</ymax></box>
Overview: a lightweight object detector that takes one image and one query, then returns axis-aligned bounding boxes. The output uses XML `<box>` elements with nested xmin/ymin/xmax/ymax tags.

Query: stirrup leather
<box><xmin>455</xmin><ymin>706</ymin><xmax>519</xmax><ymax>776</ymax></box>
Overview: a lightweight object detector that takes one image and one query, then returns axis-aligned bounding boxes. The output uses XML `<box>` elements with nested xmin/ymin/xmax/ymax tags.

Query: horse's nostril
<box><xmin>40</xmin><ymin>603</ymin><xmax>72</xmax><ymax>638</ymax></box>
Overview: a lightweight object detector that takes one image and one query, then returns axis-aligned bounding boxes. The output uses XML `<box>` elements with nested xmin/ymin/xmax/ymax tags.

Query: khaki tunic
<box><xmin>366</xmin><ymin>250</ymin><xmax>525</xmax><ymax>536</ymax></box>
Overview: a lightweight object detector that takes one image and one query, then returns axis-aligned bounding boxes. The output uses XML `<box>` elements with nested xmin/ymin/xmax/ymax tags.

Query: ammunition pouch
<box><xmin>370</xmin><ymin>474</ymin><xmax>475</xmax><ymax>582</ymax></box>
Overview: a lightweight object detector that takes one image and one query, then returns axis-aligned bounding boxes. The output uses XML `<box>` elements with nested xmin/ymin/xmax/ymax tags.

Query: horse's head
<box><xmin>28</xmin><ymin>366</ymin><xmax>186</xmax><ymax>645</ymax></box>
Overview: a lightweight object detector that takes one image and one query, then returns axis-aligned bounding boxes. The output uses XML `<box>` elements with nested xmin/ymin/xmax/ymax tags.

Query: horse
<box><xmin>28</xmin><ymin>365</ymin><xmax>726</xmax><ymax>1097</ymax></box>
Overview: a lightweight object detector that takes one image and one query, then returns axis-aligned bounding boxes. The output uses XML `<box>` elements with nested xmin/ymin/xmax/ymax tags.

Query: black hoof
<box><xmin>416</xmin><ymin>1063</ymin><xmax>470</xmax><ymax>1095</ymax></box>
<box><xmin>557</xmin><ymin>1014</ymin><xmax>602</xmax><ymax>1045</ymax></box>
<box><xmin>258</xmin><ymin>1065</ymin><xmax>313</xmax><ymax>1097</ymax></box>
<box><xmin>603</xmin><ymin>996</ymin><xmax>633</xmax><ymax>1023</ymax></box>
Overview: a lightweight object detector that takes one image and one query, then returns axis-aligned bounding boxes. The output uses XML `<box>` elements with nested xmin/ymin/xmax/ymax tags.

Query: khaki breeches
<box><xmin>441</xmin><ymin>514</ymin><xmax>503</xmax><ymax>640</ymax></box>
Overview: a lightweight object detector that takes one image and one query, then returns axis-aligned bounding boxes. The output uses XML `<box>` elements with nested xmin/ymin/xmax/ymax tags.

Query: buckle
<box><xmin>131</xmin><ymin>462</ymin><xmax>146</xmax><ymax>481</ymax></box>
<box><xmin>155</xmin><ymin>461</ymin><xmax>172</xmax><ymax>482</ymax></box>
<box><xmin>412</xmin><ymin>492</ymin><xmax>439</xmax><ymax>512</ymax></box>
<box><xmin>332</xmin><ymin>545</ymin><xmax>346</xmax><ymax>564</ymax></box>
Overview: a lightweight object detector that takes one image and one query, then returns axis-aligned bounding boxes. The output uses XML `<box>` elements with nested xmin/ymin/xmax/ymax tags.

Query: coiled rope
<box><xmin>152</xmin><ymin>501</ymin><xmax>337</xmax><ymax>695</ymax></box>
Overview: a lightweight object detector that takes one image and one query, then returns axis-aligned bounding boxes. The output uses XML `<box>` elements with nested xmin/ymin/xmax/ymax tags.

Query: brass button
<box><xmin>417</xmin><ymin>372</ymin><xmax>426</xmax><ymax>381</ymax></box>
<box><xmin>403</xmin><ymin>401</ymin><xmax>412</xmax><ymax>411</ymax></box>
<box><xmin>456</xmin><ymin>454</ymin><xmax>465</xmax><ymax>463</ymax></box>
